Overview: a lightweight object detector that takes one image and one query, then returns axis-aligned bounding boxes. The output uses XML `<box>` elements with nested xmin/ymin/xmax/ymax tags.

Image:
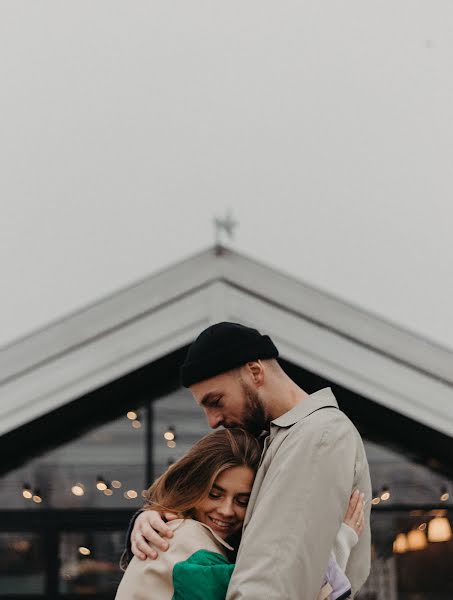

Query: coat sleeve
<box><xmin>172</xmin><ymin>550</ymin><xmax>234</xmax><ymax>600</ymax></box>
<box><xmin>226</xmin><ymin>411</ymin><xmax>357</xmax><ymax>600</ymax></box>
<box><xmin>333</xmin><ymin>523</ymin><xmax>359</xmax><ymax>572</ymax></box>
<box><xmin>120</xmin><ymin>509</ymin><xmax>144</xmax><ymax>569</ymax></box>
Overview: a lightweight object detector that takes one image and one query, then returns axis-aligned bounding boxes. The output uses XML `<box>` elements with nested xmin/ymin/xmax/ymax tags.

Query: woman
<box><xmin>116</xmin><ymin>428</ymin><xmax>364</xmax><ymax>600</ymax></box>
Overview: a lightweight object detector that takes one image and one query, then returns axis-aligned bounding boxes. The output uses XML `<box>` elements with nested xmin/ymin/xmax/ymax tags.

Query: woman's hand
<box><xmin>343</xmin><ymin>489</ymin><xmax>365</xmax><ymax>536</ymax></box>
<box><xmin>131</xmin><ymin>510</ymin><xmax>179</xmax><ymax>560</ymax></box>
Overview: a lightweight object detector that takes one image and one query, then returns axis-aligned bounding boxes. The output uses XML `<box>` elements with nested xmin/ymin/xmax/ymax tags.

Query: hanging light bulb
<box><xmin>22</xmin><ymin>483</ymin><xmax>33</xmax><ymax>500</ymax></box>
<box><xmin>125</xmin><ymin>489</ymin><xmax>138</xmax><ymax>499</ymax></box>
<box><xmin>71</xmin><ymin>483</ymin><xmax>85</xmax><ymax>497</ymax></box>
<box><xmin>371</xmin><ymin>490</ymin><xmax>381</xmax><ymax>506</ymax></box>
<box><xmin>127</xmin><ymin>411</ymin><xmax>137</xmax><ymax>421</ymax></box>
<box><xmin>393</xmin><ymin>533</ymin><xmax>408</xmax><ymax>554</ymax></box>
<box><xmin>407</xmin><ymin>528</ymin><xmax>428</xmax><ymax>551</ymax></box>
<box><xmin>164</xmin><ymin>426</ymin><xmax>176</xmax><ymax>441</ymax></box>
<box><xmin>132</xmin><ymin>420</ymin><xmax>142</xmax><ymax>429</ymax></box>
<box><xmin>380</xmin><ymin>486</ymin><xmax>391</xmax><ymax>501</ymax></box>
<box><xmin>96</xmin><ymin>476</ymin><xmax>107</xmax><ymax>491</ymax></box>
<box><xmin>428</xmin><ymin>517</ymin><xmax>452</xmax><ymax>542</ymax></box>
<box><xmin>111</xmin><ymin>480</ymin><xmax>122</xmax><ymax>489</ymax></box>
<box><xmin>32</xmin><ymin>489</ymin><xmax>42</xmax><ymax>504</ymax></box>
<box><xmin>440</xmin><ymin>486</ymin><xmax>450</xmax><ymax>502</ymax></box>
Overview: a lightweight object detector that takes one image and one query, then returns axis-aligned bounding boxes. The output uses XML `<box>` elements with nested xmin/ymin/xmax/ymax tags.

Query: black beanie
<box><xmin>180</xmin><ymin>322</ymin><xmax>279</xmax><ymax>387</ymax></box>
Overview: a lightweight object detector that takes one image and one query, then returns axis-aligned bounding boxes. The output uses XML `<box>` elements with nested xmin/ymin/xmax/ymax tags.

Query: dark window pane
<box><xmin>152</xmin><ymin>388</ymin><xmax>209</xmax><ymax>479</ymax></box>
<box><xmin>59</xmin><ymin>531</ymin><xmax>124</xmax><ymax>595</ymax></box>
<box><xmin>0</xmin><ymin>412</ymin><xmax>145</xmax><ymax>510</ymax></box>
<box><xmin>0</xmin><ymin>532</ymin><xmax>45</xmax><ymax>594</ymax></box>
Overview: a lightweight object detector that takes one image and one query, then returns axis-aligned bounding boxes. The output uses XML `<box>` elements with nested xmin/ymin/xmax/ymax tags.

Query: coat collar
<box><xmin>271</xmin><ymin>387</ymin><xmax>339</xmax><ymax>429</ymax></box>
<box><xmin>170</xmin><ymin>518</ymin><xmax>235</xmax><ymax>551</ymax></box>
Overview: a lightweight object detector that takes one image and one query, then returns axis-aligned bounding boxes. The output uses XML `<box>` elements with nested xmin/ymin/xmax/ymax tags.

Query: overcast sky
<box><xmin>1</xmin><ymin>1</ymin><xmax>452</xmax><ymax>350</ymax></box>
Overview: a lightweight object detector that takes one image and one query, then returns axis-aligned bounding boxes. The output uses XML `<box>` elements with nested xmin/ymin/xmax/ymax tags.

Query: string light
<box><xmin>79</xmin><ymin>547</ymin><xmax>91</xmax><ymax>556</ymax></box>
<box><xmin>71</xmin><ymin>483</ymin><xmax>85</xmax><ymax>497</ymax></box>
<box><xmin>380</xmin><ymin>486</ymin><xmax>391</xmax><ymax>502</ymax></box>
<box><xmin>103</xmin><ymin>488</ymin><xmax>113</xmax><ymax>497</ymax></box>
<box><xmin>164</xmin><ymin>426</ymin><xmax>175</xmax><ymax>441</ymax></box>
<box><xmin>127</xmin><ymin>411</ymin><xmax>137</xmax><ymax>421</ymax></box>
<box><xmin>32</xmin><ymin>489</ymin><xmax>42</xmax><ymax>504</ymax></box>
<box><xmin>440</xmin><ymin>486</ymin><xmax>449</xmax><ymax>502</ymax></box>
<box><xmin>371</xmin><ymin>490</ymin><xmax>381</xmax><ymax>506</ymax></box>
<box><xmin>125</xmin><ymin>490</ymin><xmax>138</xmax><ymax>499</ymax></box>
<box><xmin>96</xmin><ymin>476</ymin><xmax>107</xmax><ymax>491</ymax></box>
<box><xmin>132</xmin><ymin>420</ymin><xmax>142</xmax><ymax>429</ymax></box>
<box><xmin>22</xmin><ymin>483</ymin><xmax>33</xmax><ymax>500</ymax></box>
<box><xmin>112</xmin><ymin>480</ymin><xmax>122</xmax><ymax>489</ymax></box>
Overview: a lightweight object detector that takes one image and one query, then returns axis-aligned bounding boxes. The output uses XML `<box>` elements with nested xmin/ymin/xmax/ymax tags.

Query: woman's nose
<box><xmin>217</xmin><ymin>498</ymin><xmax>235</xmax><ymax>517</ymax></box>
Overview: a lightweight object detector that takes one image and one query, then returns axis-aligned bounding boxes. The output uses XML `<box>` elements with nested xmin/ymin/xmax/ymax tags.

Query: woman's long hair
<box><xmin>144</xmin><ymin>428</ymin><xmax>261</xmax><ymax>516</ymax></box>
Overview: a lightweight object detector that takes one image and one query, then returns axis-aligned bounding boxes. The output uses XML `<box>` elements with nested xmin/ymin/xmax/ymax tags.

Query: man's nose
<box><xmin>206</xmin><ymin>411</ymin><xmax>223</xmax><ymax>429</ymax></box>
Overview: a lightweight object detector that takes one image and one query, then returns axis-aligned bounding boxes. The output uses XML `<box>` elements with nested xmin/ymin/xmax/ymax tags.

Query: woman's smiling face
<box><xmin>192</xmin><ymin>465</ymin><xmax>255</xmax><ymax>539</ymax></box>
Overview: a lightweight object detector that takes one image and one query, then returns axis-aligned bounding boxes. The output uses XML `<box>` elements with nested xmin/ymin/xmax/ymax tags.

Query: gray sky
<box><xmin>1</xmin><ymin>1</ymin><xmax>452</xmax><ymax>349</ymax></box>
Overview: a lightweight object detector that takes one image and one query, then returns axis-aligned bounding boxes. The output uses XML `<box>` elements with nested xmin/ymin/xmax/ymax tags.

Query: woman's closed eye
<box><xmin>209</xmin><ymin>491</ymin><xmax>222</xmax><ymax>499</ymax></box>
<box><xmin>236</xmin><ymin>498</ymin><xmax>249</xmax><ymax>507</ymax></box>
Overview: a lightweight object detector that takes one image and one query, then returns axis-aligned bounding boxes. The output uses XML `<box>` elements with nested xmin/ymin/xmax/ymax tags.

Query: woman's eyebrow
<box><xmin>212</xmin><ymin>483</ymin><xmax>225</xmax><ymax>492</ymax></box>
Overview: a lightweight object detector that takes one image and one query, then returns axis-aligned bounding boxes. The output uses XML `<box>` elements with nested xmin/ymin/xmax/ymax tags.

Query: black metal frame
<box><xmin>0</xmin><ymin>509</ymin><xmax>135</xmax><ymax>600</ymax></box>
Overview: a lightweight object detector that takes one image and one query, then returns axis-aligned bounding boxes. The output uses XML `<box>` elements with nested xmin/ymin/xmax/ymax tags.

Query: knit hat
<box><xmin>180</xmin><ymin>322</ymin><xmax>279</xmax><ymax>387</ymax></box>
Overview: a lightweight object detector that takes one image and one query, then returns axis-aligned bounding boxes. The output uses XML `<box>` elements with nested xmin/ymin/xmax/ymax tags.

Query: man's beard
<box><xmin>237</xmin><ymin>381</ymin><xmax>268</xmax><ymax>437</ymax></box>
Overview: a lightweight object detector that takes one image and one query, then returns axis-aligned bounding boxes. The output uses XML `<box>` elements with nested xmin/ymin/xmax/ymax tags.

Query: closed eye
<box><xmin>209</xmin><ymin>492</ymin><xmax>222</xmax><ymax>499</ymax></box>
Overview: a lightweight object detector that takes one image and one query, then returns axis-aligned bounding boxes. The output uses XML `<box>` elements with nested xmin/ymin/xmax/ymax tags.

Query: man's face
<box><xmin>190</xmin><ymin>369</ymin><xmax>268</xmax><ymax>436</ymax></box>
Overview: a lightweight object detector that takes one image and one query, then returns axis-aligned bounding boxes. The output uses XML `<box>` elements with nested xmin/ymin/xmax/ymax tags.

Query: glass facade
<box><xmin>0</xmin><ymin>387</ymin><xmax>452</xmax><ymax>599</ymax></box>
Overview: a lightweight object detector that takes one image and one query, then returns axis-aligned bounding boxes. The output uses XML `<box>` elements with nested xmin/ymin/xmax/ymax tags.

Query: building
<box><xmin>1</xmin><ymin>246</ymin><xmax>452</xmax><ymax>599</ymax></box>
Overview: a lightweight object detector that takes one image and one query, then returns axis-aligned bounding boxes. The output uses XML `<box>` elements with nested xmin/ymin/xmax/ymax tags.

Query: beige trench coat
<box><xmin>226</xmin><ymin>388</ymin><xmax>372</xmax><ymax>600</ymax></box>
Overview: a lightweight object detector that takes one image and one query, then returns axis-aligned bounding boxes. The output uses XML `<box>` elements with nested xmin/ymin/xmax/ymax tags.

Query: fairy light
<box><xmin>32</xmin><ymin>489</ymin><xmax>42</xmax><ymax>504</ymax></box>
<box><xmin>127</xmin><ymin>411</ymin><xmax>137</xmax><ymax>421</ymax></box>
<box><xmin>380</xmin><ymin>486</ymin><xmax>391</xmax><ymax>502</ymax></box>
<box><xmin>71</xmin><ymin>484</ymin><xmax>85</xmax><ymax>497</ymax></box>
<box><xmin>96</xmin><ymin>476</ymin><xmax>107</xmax><ymax>491</ymax></box>
<box><xmin>22</xmin><ymin>483</ymin><xmax>33</xmax><ymax>500</ymax></box>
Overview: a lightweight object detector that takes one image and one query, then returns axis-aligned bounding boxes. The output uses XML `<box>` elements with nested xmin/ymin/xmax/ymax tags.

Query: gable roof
<box><xmin>1</xmin><ymin>245</ymin><xmax>452</xmax><ymax>439</ymax></box>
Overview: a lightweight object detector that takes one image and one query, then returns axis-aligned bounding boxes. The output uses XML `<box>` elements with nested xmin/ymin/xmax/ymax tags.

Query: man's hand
<box><xmin>131</xmin><ymin>510</ymin><xmax>178</xmax><ymax>560</ymax></box>
<box><xmin>343</xmin><ymin>489</ymin><xmax>365</xmax><ymax>536</ymax></box>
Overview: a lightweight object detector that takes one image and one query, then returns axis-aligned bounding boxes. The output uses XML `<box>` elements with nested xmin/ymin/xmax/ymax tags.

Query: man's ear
<box><xmin>245</xmin><ymin>361</ymin><xmax>265</xmax><ymax>386</ymax></box>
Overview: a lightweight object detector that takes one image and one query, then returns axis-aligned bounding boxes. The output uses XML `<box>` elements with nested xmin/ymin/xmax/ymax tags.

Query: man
<box><xmin>129</xmin><ymin>322</ymin><xmax>371</xmax><ymax>598</ymax></box>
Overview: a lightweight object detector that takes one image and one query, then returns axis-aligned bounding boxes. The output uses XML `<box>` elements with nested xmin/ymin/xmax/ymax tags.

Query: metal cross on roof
<box><xmin>213</xmin><ymin>209</ymin><xmax>238</xmax><ymax>248</ymax></box>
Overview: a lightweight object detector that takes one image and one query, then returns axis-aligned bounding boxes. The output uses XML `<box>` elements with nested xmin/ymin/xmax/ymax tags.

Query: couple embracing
<box><xmin>116</xmin><ymin>322</ymin><xmax>371</xmax><ymax>599</ymax></box>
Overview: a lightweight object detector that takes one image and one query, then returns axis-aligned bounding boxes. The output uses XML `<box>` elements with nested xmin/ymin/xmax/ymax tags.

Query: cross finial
<box><xmin>213</xmin><ymin>209</ymin><xmax>238</xmax><ymax>249</ymax></box>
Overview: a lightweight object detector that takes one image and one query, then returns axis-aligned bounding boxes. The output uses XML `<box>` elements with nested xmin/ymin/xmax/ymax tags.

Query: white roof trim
<box><xmin>1</xmin><ymin>246</ymin><xmax>452</xmax><ymax>437</ymax></box>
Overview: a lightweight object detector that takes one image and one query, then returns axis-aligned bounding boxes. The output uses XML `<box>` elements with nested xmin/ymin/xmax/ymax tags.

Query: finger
<box><xmin>141</xmin><ymin>514</ymin><xmax>174</xmax><ymax>539</ymax></box>
<box><xmin>351</xmin><ymin>494</ymin><xmax>365</xmax><ymax>521</ymax></box>
<box><xmin>139</xmin><ymin>525</ymin><xmax>170</xmax><ymax>551</ymax></box>
<box><xmin>163</xmin><ymin>511</ymin><xmax>179</xmax><ymax>527</ymax></box>
<box><xmin>345</xmin><ymin>490</ymin><xmax>360</xmax><ymax>520</ymax></box>
<box><xmin>135</xmin><ymin>537</ymin><xmax>160</xmax><ymax>559</ymax></box>
<box><xmin>131</xmin><ymin>541</ymin><xmax>152</xmax><ymax>561</ymax></box>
